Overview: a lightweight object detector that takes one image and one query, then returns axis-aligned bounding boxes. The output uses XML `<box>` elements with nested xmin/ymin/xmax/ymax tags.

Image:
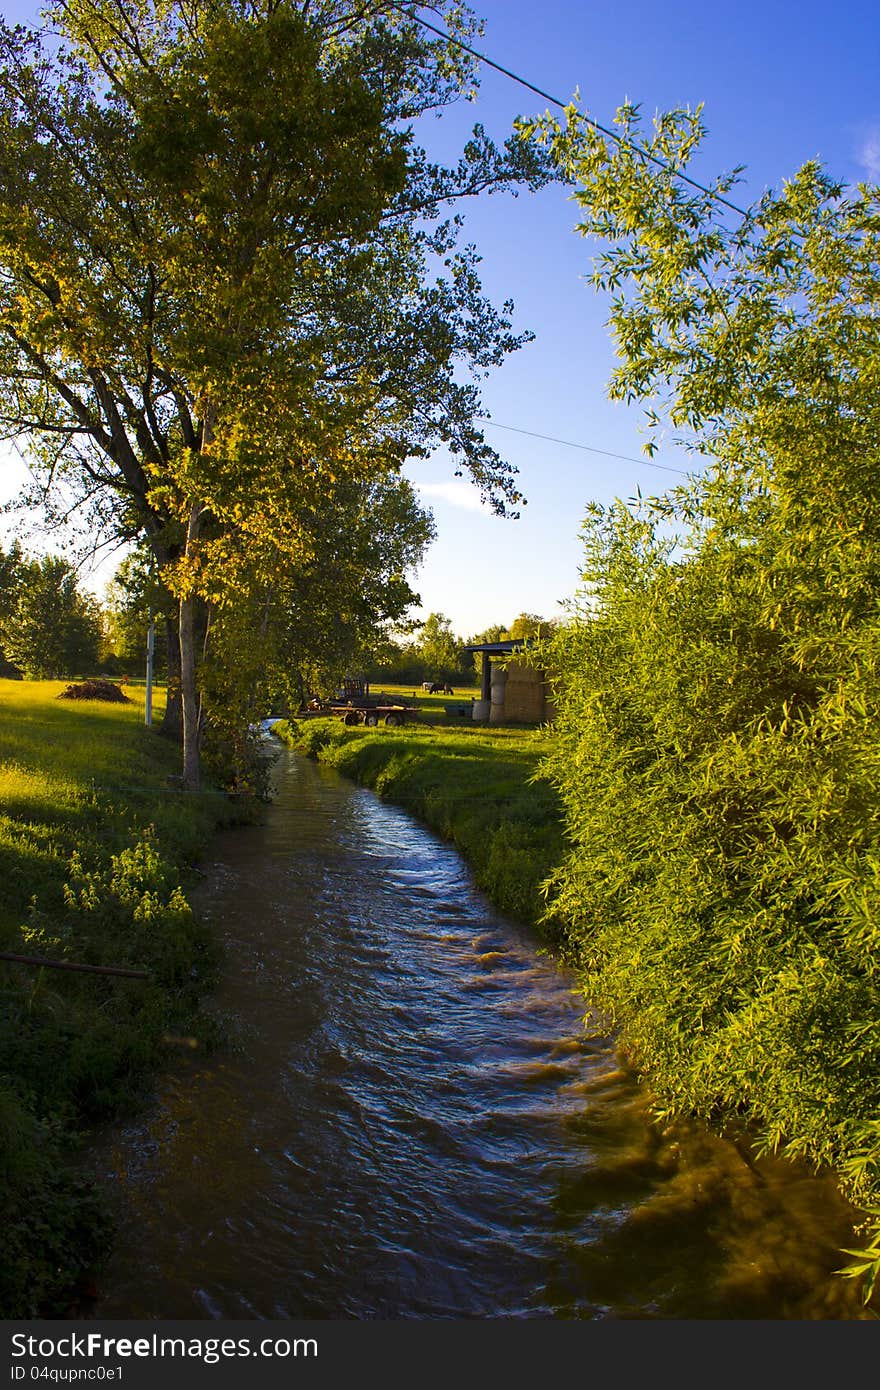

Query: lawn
<box><xmin>338</xmin><ymin>679</ymin><xmax>482</xmax><ymax>723</ymax></box>
<box><xmin>0</xmin><ymin>681</ymin><xmax>191</xmax><ymax>932</ymax></box>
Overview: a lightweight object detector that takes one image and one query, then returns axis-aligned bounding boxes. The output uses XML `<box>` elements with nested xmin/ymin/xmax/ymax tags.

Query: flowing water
<box><xmin>92</xmin><ymin>747</ymin><xmax>867</xmax><ymax>1319</ymax></box>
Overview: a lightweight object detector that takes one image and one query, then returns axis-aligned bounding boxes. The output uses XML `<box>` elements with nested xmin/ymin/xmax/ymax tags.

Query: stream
<box><xmin>91</xmin><ymin>746</ymin><xmax>865</xmax><ymax>1319</ymax></box>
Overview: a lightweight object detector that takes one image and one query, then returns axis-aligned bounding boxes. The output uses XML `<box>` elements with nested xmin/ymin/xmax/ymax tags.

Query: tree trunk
<box><xmin>148</xmin><ymin>534</ymin><xmax>183</xmax><ymax>743</ymax></box>
<box><xmin>180</xmin><ymin>504</ymin><xmax>202</xmax><ymax>791</ymax></box>
<box><xmin>160</xmin><ymin>614</ymin><xmax>183</xmax><ymax>741</ymax></box>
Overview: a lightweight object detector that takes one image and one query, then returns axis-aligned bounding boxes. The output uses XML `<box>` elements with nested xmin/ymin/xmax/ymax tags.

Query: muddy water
<box><xmin>93</xmin><ymin>748</ymin><xmax>866</xmax><ymax>1318</ymax></box>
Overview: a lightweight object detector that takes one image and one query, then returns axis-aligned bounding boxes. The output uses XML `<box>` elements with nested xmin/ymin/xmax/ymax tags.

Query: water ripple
<box><xmin>91</xmin><ymin>748</ymin><xmax>866</xmax><ymax>1320</ymax></box>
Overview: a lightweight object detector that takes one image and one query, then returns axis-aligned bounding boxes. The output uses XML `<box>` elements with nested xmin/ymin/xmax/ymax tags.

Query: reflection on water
<box><xmin>93</xmin><ymin>749</ymin><xmax>866</xmax><ymax>1318</ymax></box>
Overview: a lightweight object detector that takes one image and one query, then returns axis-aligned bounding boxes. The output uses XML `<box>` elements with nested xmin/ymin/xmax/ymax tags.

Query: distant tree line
<box><xmin>0</xmin><ymin>544</ymin><xmax>100</xmax><ymax>679</ymax></box>
<box><xmin>0</xmin><ymin>544</ymin><xmax>559</xmax><ymax>697</ymax></box>
<box><xmin>365</xmin><ymin>611</ymin><xmax>557</xmax><ymax>688</ymax></box>
<box><xmin>0</xmin><ymin>541</ymin><xmax>162</xmax><ymax>681</ymax></box>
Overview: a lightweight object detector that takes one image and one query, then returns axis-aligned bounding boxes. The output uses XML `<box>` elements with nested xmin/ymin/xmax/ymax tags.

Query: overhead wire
<box><xmin>405</xmin><ymin>8</ymin><xmax>721</xmax><ymax>480</ymax></box>
<box><xmin>477</xmin><ymin>418</ymin><xmax>691</xmax><ymax>475</ymax></box>
<box><xmin>408</xmin><ymin>8</ymin><xmax>750</xmax><ymax>220</ymax></box>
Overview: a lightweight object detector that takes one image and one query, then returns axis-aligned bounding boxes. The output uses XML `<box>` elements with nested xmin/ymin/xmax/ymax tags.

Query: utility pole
<box><xmin>145</xmin><ymin>616</ymin><xmax>155</xmax><ymax>726</ymax></box>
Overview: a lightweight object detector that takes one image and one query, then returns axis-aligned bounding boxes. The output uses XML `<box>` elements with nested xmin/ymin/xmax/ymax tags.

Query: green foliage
<box><xmin>0</xmin><ymin>542</ymin><xmax>21</xmax><ymax>614</ymax></box>
<box><xmin>103</xmin><ymin>546</ymin><xmax>173</xmax><ymax>676</ymax></box>
<box><xmin>198</xmin><ymin>471</ymin><xmax>435</xmax><ymax>761</ymax></box>
<box><xmin>0</xmin><ymin>0</ymin><xmax>549</xmax><ymax>785</ymax></box>
<box><xmin>0</xmin><ymin>541</ymin><xmax>24</xmax><ymax>675</ymax></box>
<box><xmin>0</xmin><ymin>1082</ymin><xmax>111</xmax><ymax>1317</ymax></box>
<box><xmin>414</xmin><ymin>611</ymin><xmax>466</xmax><ymax>682</ymax></box>
<box><xmin>526</xmin><ymin>101</ymin><xmax>880</xmax><ymax>1293</ymax></box>
<box><xmin>507</xmin><ymin>612</ymin><xmax>554</xmax><ymax>641</ymax></box>
<box><xmin>2</xmin><ymin>554</ymin><xmax>102</xmax><ymax>679</ymax></box>
<box><xmin>468</xmin><ymin>622</ymin><xmax>509</xmax><ymax>646</ymax></box>
<box><xmin>369</xmin><ymin>611</ymin><xmax>485</xmax><ymax>686</ymax></box>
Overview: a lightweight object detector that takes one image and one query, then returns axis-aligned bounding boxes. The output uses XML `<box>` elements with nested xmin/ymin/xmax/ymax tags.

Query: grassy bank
<box><xmin>276</xmin><ymin>709</ymin><xmax>566</xmax><ymax>927</ymax></box>
<box><xmin>0</xmin><ymin>680</ymin><xmax>239</xmax><ymax>1316</ymax></box>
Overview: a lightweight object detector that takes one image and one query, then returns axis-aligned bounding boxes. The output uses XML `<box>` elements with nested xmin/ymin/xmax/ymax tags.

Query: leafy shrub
<box><xmin>525</xmin><ymin>98</ymin><xmax>880</xmax><ymax>1297</ymax></box>
<box><xmin>540</xmin><ymin>490</ymin><xmax>880</xmax><ymax>1296</ymax></box>
<box><xmin>0</xmin><ymin>1084</ymin><xmax>110</xmax><ymax>1317</ymax></box>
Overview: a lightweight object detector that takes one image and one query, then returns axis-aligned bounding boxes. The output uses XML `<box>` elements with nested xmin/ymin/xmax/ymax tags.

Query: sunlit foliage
<box><xmin>526</xmin><ymin>102</ymin><xmax>880</xmax><ymax>1295</ymax></box>
<box><xmin>0</xmin><ymin>0</ymin><xmax>547</xmax><ymax>785</ymax></box>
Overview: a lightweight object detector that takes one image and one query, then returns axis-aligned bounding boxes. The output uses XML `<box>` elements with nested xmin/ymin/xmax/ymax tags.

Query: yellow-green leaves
<box><xmin>534</xmin><ymin>98</ymin><xmax>880</xmax><ymax>1304</ymax></box>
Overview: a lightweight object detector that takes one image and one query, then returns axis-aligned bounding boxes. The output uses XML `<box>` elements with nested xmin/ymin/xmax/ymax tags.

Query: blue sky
<box><xmin>1</xmin><ymin>0</ymin><xmax>878</xmax><ymax>634</ymax></box>
<box><xmin>402</xmin><ymin>0</ymin><xmax>880</xmax><ymax>634</ymax></box>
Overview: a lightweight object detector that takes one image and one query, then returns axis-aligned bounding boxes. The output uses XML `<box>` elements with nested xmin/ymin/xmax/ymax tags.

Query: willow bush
<box><xmin>542</xmin><ymin>498</ymin><xmax>880</xmax><ymax>1221</ymax></box>
<box><xmin>527</xmin><ymin>104</ymin><xmax>880</xmax><ymax>1291</ymax></box>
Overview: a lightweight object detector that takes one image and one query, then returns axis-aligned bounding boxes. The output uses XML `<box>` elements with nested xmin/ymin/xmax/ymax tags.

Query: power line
<box><xmin>409</xmin><ymin>9</ymin><xmax>749</xmax><ymax>220</ymax></box>
<box><xmin>478</xmin><ymin>418</ymin><xmax>691</xmax><ymax>475</ymax></box>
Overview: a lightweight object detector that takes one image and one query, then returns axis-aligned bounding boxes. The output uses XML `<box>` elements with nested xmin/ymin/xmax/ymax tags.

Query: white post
<box><xmin>145</xmin><ymin>617</ymin><xmax>155</xmax><ymax>726</ymax></box>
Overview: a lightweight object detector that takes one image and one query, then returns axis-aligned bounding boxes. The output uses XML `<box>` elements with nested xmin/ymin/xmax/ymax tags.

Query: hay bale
<box><xmin>494</xmin><ymin>658</ymin><xmax>555</xmax><ymax>723</ymax></box>
<box><xmin>503</xmin><ymin>682</ymin><xmax>546</xmax><ymax>723</ymax></box>
<box><xmin>505</xmin><ymin>659</ymin><xmax>543</xmax><ymax>685</ymax></box>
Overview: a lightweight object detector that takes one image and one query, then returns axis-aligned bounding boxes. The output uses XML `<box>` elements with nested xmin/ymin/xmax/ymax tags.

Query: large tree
<box><xmin>416</xmin><ymin>610</ymin><xmax>463</xmax><ymax>679</ymax></box>
<box><xmin>0</xmin><ymin>0</ymin><xmax>545</xmax><ymax>785</ymax></box>
<box><xmin>526</xmin><ymin>102</ymin><xmax>880</xmax><ymax>1296</ymax></box>
<box><xmin>196</xmin><ymin>469</ymin><xmax>435</xmax><ymax>785</ymax></box>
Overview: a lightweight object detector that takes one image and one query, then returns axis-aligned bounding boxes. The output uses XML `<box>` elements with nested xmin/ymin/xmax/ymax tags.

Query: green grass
<box><xmin>0</xmin><ymin>681</ymin><xmax>212</xmax><ymax>932</ymax></box>
<box><xmin>0</xmin><ymin>679</ymin><xmax>239</xmax><ymax>1316</ymax></box>
<box><xmin>277</xmin><ymin>711</ymin><xmax>568</xmax><ymax>928</ymax></box>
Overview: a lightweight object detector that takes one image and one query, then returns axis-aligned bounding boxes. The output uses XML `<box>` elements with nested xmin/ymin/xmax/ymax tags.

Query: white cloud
<box><xmin>857</xmin><ymin>128</ymin><xmax>880</xmax><ymax>182</ymax></box>
<box><xmin>414</xmin><ymin>481</ymin><xmax>489</xmax><ymax>513</ymax></box>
